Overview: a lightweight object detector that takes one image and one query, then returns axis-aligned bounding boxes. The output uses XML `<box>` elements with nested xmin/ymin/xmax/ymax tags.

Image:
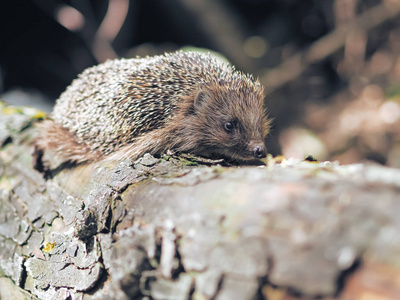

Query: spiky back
<box><xmin>52</xmin><ymin>51</ymin><xmax>263</xmax><ymax>155</ymax></box>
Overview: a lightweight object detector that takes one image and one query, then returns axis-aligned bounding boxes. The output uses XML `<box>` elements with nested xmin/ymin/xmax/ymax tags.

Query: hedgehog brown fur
<box><xmin>34</xmin><ymin>51</ymin><xmax>271</xmax><ymax>171</ymax></box>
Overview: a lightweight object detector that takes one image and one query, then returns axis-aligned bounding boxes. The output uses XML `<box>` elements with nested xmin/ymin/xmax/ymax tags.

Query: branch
<box><xmin>261</xmin><ymin>1</ymin><xmax>400</xmax><ymax>93</ymax></box>
<box><xmin>1</xmin><ymin>104</ymin><xmax>400</xmax><ymax>299</ymax></box>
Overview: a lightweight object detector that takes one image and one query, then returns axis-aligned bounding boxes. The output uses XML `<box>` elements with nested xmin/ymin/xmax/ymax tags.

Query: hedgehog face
<box><xmin>182</xmin><ymin>83</ymin><xmax>270</xmax><ymax>161</ymax></box>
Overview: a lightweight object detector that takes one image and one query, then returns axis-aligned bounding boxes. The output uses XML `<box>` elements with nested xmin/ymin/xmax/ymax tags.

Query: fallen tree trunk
<box><xmin>1</xmin><ymin>103</ymin><xmax>400</xmax><ymax>300</ymax></box>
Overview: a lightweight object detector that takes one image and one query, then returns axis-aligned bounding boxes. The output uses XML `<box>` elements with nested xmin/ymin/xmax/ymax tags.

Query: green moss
<box><xmin>179</xmin><ymin>158</ymin><xmax>199</xmax><ymax>166</ymax></box>
<box><xmin>386</xmin><ymin>85</ymin><xmax>400</xmax><ymax>98</ymax></box>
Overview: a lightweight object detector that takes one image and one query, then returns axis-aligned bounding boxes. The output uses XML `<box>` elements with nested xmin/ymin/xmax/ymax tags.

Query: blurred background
<box><xmin>1</xmin><ymin>0</ymin><xmax>400</xmax><ymax>166</ymax></box>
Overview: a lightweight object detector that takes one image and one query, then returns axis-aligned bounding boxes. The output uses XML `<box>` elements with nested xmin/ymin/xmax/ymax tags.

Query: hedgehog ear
<box><xmin>194</xmin><ymin>84</ymin><xmax>211</xmax><ymax>110</ymax></box>
<box><xmin>194</xmin><ymin>91</ymin><xmax>208</xmax><ymax>108</ymax></box>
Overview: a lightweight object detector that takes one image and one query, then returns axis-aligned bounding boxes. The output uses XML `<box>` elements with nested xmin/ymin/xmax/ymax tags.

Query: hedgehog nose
<box><xmin>253</xmin><ymin>144</ymin><xmax>267</xmax><ymax>158</ymax></box>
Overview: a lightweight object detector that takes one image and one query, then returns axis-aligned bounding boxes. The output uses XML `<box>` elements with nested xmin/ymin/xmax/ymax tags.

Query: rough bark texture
<box><xmin>1</xmin><ymin>104</ymin><xmax>400</xmax><ymax>300</ymax></box>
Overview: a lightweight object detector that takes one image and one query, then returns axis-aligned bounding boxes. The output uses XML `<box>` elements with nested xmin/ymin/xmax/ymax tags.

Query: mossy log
<box><xmin>1</xmin><ymin>103</ymin><xmax>400</xmax><ymax>300</ymax></box>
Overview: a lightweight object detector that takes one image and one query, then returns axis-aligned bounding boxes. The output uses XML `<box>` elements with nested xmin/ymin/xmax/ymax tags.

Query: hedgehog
<box><xmin>34</xmin><ymin>51</ymin><xmax>270</xmax><ymax>171</ymax></box>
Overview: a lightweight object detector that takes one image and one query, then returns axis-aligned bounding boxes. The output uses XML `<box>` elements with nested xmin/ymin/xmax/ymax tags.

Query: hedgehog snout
<box><xmin>249</xmin><ymin>142</ymin><xmax>267</xmax><ymax>158</ymax></box>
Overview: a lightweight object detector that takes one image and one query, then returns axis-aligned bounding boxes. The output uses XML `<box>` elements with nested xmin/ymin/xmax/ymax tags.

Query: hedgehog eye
<box><xmin>224</xmin><ymin>121</ymin><xmax>234</xmax><ymax>132</ymax></box>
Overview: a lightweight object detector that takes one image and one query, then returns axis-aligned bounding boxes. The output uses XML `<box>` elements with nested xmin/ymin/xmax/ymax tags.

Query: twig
<box><xmin>176</xmin><ymin>0</ymin><xmax>255</xmax><ymax>71</ymax></box>
<box><xmin>93</xmin><ymin>0</ymin><xmax>130</xmax><ymax>62</ymax></box>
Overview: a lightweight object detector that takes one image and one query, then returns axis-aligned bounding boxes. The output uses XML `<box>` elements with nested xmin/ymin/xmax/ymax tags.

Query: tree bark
<box><xmin>1</xmin><ymin>104</ymin><xmax>400</xmax><ymax>300</ymax></box>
